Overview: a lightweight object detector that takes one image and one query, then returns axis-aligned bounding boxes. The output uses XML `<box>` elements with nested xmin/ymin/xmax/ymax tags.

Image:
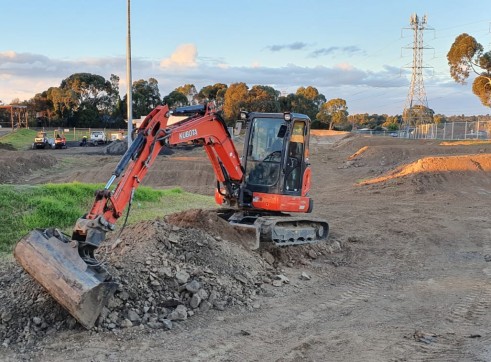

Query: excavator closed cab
<box><xmin>239</xmin><ymin>111</ymin><xmax>312</xmax><ymax>212</ymax></box>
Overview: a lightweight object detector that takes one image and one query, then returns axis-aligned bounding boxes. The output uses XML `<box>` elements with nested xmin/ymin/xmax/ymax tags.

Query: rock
<box><xmin>190</xmin><ymin>294</ymin><xmax>201</xmax><ymax>309</ymax></box>
<box><xmin>118</xmin><ymin>291</ymin><xmax>130</xmax><ymax>301</ymax></box>
<box><xmin>107</xmin><ymin>296</ymin><xmax>123</xmax><ymax>309</ymax></box>
<box><xmin>158</xmin><ymin>267</ymin><xmax>173</xmax><ymax>278</ymax></box>
<box><xmin>197</xmin><ymin>288</ymin><xmax>209</xmax><ymax>300</ymax></box>
<box><xmin>199</xmin><ymin>301</ymin><xmax>212</xmax><ymax>313</ymax></box>
<box><xmin>213</xmin><ymin>300</ymin><xmax>226</xmax><ymax>311</ymax></box>
<box><xmin>175</xmin><ymin>270</ymin><xmax>190</xmax><ymax>284</ymax></box>
<box><xmin>66</xmin><ymin>317</ymin><xmax>77</xmax><ymax>330</ymax></box>
<box><xmin>120</xmin><ymin>319</ymin><xmax>133</xmax><ymax>328</ymax></box>
<box><xmin>272</xmin><ymin>280</ymin><xmax>283</xmax><ymax>287</ymax></box>
<box><xmin>300</xmin><ymin>272</ymin><xmax>311</xmax><ymax>280</ymax></box>
<box><xmin>147</xmin><ymin>321</ymin><xmax>163</xmax><ymax>329</ymax></box>
<box><xmin>275</xmin><ymin>274</ymin><xmax>290</xmax><ymax>284</ymax></box>
<box><xmin>161</xmin><ymin>319</ymin><xmax>173</xmax><ymax>330</ymax></box>
<box><xmin>234</xmin><ymin>274</ymin><xmax>248</xmax><ymax>284</ymax></box>
<box><xmin>32</xmin><ymin>317</ymin><xmax>42</xmax><ymax>326</ymax></box>
<box><xmin>307</xmin><ymin>250</ymin><xmax>318</xmax><ymax>259</ymax></box>
<box><xmin>185</xmin><ymin>280</ymin><xmax>201</xmax><ymax>294</ymax></box>
<box><xmin>108</xmin><ymin>312</ymin><xmax>119</xmax><ymax>323</ymax></box>
<box><xmin>150</xmin><ymin>280</ymin><xmax>161</xmax><ymax>287</ymax></box>
<box><xmin>262</xmin><ymin>251</ymin><xmax>275</xmax><ymax>265</ymax></box>
<box><xmin>1</xmin><ymin>311</ymin><xmax>12</xmax><ymax>323</ymax></box>
<box><xmin>107</xmin><ymin>323</ymin><xmax>116</xmax><ymax>330</ymax></box>
<box><xmin>2</xmin><ymin>338</ymin><xmax>10</xmax><ymax>348</ymax></box>
<box><xmin>127</xmin><ymin>310</ymin><xmax>141</xmax><ymax>323</ymax></box>
<box><xmin>252</xmin><ymin>303</ymin><xmax>260</xmax><ymax>309</ymax></box>
<box><xmin>168</xmin><ymin>233</ymin><xmax>180</xmax><ymax>244</ymax></box>
<box><xmin>208</xmin><ymin>290</ymin><xmax>219</xmax><ymax>304</ymax></box>
<box><xmin>168</xmin><ymin>305</ymin><xmax>187</xmax><ymax>321</ymax></box>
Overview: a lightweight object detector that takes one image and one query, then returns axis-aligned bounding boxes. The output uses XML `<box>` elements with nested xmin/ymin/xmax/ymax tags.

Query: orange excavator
<box><xmin>14</xmin><ymin>102</ymin><xmax>329</xmax><ymax>328</ymax></box>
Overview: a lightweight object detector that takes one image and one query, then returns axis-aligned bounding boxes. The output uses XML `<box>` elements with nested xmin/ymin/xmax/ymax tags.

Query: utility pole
<box><xmin>402</xmin><ymin>14</ymin><xmax>434</xmax><ymax>133</ymax></box>
<box><xmin>126</xmin><ymin>0</ymin><xmax>133</xmax><ymax>148</ymax></box>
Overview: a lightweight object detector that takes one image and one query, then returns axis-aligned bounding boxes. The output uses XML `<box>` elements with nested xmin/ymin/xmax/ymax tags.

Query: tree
<box><xmin>223</xmin><ymin>83</ymin><xmax>249</xmax><ymax>121</ymax></box>
<box><xmin>447</xmin><ymin>33</ymin><xmax>491</xmax><ymax>107</ymax></box>
<box><xmin>175</xmin><ymin>84</ymin><xmax>198</xmax><ymax>104</ymax></box>
<box><xmin>163</xmin><ymin>90</ymin><xmax>189</xmax><ymax>107</ymax></box>
<box><xmin>248</xmin><ymin>85</ymin><xmax>280</xmax><ymax>112</ymax></box>
<box><xmin>60</xmin><ymin>73</ymin><xmax>111</xmax><ymax>108</ymax></box>
<box><xmin>46</xmin><ymin>86</ymin><xmax>78</xmax><ymax>124</ymax></box>
<box><xmin>316</xmin><ymin>98</ymin><xmax>348</xmax><ymax>130</ymax></box>
<box><xmin>197</xmin><ymin>83</ymin><xmax>228</xmax><ymax>103</ymax></box>
<box><xmin>131</xmin><ymin>78</ymin><xmax>161</xmax><ymax>118</ymax></box>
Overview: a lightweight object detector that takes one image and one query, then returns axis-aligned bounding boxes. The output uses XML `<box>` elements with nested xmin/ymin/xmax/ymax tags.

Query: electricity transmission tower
<box><xmin>402</xmin><ymin>14</ymin><xmax>434</xmax><ymax>131</ymax></box>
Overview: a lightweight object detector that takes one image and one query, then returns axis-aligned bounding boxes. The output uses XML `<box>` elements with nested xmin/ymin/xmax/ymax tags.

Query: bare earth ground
<box><xmin>0</xmin><ymin>134</ymin><xmax>491</xmax><ymax>361</ymax></box>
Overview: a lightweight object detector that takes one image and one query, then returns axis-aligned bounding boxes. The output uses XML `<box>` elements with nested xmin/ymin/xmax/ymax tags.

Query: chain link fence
<box><xmin>412</xmin><ymin>121</ymin><xmax>491</xmax><ymax>140</ymax></box>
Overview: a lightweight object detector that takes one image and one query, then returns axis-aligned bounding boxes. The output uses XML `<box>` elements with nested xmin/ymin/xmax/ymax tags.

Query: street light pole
<box><xmin>126</xmin><ymin>0</ymin><xmax>133</xmax><ymax>148</ymax></box>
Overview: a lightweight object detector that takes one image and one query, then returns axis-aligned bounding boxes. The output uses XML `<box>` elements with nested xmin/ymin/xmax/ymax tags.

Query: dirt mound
<box><xmin>0</xmin><ymin>152</ymin><xmax>57</xmax><ymax>184</ymax></box>
<box><xmin>0</xmin><ymin>219</ymin><xmax>269</xmax><ymax>348</ymax></box>
<box><xmin>103</xmin><ymin>140</ymin><xmax>127</xmax><ymax>155</ymax></box>
<box><xmin>0</xmin><ymin>211</ymin><xmax>345</xmax><ymax>350</ymax></box>
<box><xmin>165</xmin><ymin>209</ymin><xmax>255</xmax><ymax>247</ymax></box>
<box><xmin>359</xmin><ymin>154</ymin><xmax>491</xmax><ymax>186</ymax></box>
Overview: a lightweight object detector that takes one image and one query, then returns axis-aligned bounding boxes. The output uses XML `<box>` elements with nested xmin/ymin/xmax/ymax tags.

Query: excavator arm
<box><xmin>72</xmin><ymin>102</ymin><xmax>244</xmax><ymax>255</ymax></box>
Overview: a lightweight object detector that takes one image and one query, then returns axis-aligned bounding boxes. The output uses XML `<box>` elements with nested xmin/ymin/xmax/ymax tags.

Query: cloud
<box><xmin>266</xmin><ymin>42</ymin><xmax>308</xmax><ymax>52</ymax></box>
<box><xmin>310</xmin><ymin>46</ymin><xmax>364</xmax><ymax>58</ymax></box>
<box><xmin>0</xmin><ymin>47</ymin><xmax>485</xmax><ymax>116</ymax></box>
<box><xmin>160</xmin><ymin>44</ymin><xmax>197</xmax><ymax>69</ymax></box>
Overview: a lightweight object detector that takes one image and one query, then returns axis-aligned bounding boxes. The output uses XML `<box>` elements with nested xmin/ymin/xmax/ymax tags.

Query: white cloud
<box><xmin>160</xmin><ymin>44</ymin><xmax>197</xmax><ymax>69</ymax></box>
<box><xmin>0</xmin><ymin>48</ymin><xmax>488</xmax><ymax>116</ymax></box>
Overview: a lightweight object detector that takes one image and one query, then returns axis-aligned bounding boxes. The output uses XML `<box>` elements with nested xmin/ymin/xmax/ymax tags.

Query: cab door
<box><xmin>283</xmin><ymin>120</ymin><xmax>309</xmax><ymax>195</ymax></box>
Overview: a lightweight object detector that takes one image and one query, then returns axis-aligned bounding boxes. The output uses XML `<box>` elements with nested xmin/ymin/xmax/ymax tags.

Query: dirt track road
<box><xmin>1</xmin><ymin>134</ymin><xmax>491</xmax><ymax>361</ymax></box>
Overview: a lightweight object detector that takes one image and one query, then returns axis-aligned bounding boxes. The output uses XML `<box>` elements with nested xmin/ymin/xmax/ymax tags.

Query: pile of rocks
<box><xmin>97</xmin><ymin>219</ymin><xmax>271</xmax><ymax>331</ymax></box>
<box><xmin>0</xmin><ymin>210</ymin><xmax>343</xmax><ymax>349</ymax></box>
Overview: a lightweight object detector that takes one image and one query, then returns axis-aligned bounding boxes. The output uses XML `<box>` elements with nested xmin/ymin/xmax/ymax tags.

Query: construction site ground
<box><xmin>0</xmin><ymin>133</ymin><xmax>490</xmax><ymax>361</ymax></box>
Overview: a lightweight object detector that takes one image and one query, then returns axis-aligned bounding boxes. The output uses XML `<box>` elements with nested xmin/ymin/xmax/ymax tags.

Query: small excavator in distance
<box><xmin>14</xmin><ymin>102</ymin><xmax>329</xmax><ymax>328</ymax></box>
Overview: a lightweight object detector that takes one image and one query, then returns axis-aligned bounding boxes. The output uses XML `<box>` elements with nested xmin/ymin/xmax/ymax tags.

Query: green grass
<box><xmin>0</xmin><ymin>182</ymin><xmax>215</xmax><ymax>253</ymax></box>
<box><xmin>0</xmin><ymin>128</ymin><xmax>37</xmax><ymax>150</ymax></box>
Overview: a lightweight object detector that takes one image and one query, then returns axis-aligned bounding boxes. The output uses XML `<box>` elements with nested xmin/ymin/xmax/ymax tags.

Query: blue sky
<box><xmin>0</xmin><ymin>0</ymin><xmax>490</xmax><ymax>115</ymax></box>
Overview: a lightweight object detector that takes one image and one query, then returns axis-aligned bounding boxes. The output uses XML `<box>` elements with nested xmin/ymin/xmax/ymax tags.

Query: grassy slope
<box><xmin>0</xmin><ymin>182</ymin><xmax>215</xmax><ymax>253</ymax></box>
<box><xmin>0</xmin><ymin>129</ymin><xmax>37</xmax><ymax>150</ymax></box>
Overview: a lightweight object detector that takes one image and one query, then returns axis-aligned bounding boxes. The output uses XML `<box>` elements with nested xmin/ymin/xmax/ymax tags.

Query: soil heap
<box><xmin>0</xmin><ymin>210</ymin><xmax>341</xmax><ymax>350</ymax></box>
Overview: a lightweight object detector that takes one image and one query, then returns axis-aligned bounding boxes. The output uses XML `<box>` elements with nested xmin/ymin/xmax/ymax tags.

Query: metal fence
<box><xmin>32</xmin><ymin>127</ymin><xmax>127</xmax><ymax>142</ymax></box>
<box><xmin>353</xmin><ymin>121</ymin><xmax>491</xmax><ymax>140</ymax></box>
<box><xmin>412</xmin><ymin>121</ymin><xmax>491</xmax><ymax>140</ymax></box>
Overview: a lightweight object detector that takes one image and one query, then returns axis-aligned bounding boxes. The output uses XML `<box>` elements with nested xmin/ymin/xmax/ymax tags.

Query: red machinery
<box><xmin>14</xmin><ymin>103</ymin><xmax>328</xmax><ymax>328</ymax></box>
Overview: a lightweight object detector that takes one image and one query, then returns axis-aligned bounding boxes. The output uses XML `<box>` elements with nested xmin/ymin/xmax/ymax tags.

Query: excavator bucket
<box><xmin>14</xmin><ymin>229</ymin><xmax>117</xmax><ymax>329</ymax></box>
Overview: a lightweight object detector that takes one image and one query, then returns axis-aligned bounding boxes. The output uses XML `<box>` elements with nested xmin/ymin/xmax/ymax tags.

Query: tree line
<box><xmin>0</xmin><ymin>73</ymin><xmax>354</xmax><ymax>130</ymax></box>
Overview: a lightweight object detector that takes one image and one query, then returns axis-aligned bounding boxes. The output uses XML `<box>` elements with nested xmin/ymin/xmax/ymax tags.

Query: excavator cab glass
<box><xmin>241</xmin><ymin>112</ymin><xmax>311</xmax><ymax>205</ymax></box>
<box><xmin>245</xmin><ymin>117</ymin><xmax>286</xmax><ymax>187</ymax></box>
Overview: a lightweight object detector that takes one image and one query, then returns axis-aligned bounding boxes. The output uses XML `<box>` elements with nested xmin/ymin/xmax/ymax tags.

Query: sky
<box><xmin>0</xmin><ymin>0</ymin><xmax>490</xmax><ymax>116</ymax></box>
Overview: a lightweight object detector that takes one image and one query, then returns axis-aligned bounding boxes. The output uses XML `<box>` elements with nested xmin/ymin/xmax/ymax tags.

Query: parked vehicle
<box><xmin>54</xmin><ymin>131</ymin><xmax>67</xmax><ymax>149</ymax></box>
<box><xmin>89</xmin><ymin>131</ymin><xmax>107</xmax><ymax>145</ymax></box>
<box><xmin>32</xmin><ymin>131</ymin><xmax>55</xmax><ymax>149</ymax></box>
